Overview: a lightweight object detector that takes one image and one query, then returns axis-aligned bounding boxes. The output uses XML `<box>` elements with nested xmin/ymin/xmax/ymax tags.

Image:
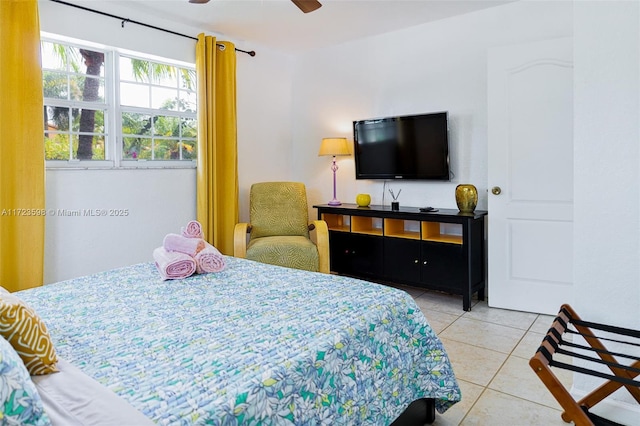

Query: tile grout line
<box><xmin>455</xmin><ymin>319</ymin><xmax>531</xmax><ymax>425</ymax></box>
<box><xmin>442</xmin><ymin>311</ymin><xmax>554</xmax><ymax>424</ymax></box>
<box><xmin>412</xmin><ymin>292</ymin><xmax>566</xmax><ymax>424</ymax></box>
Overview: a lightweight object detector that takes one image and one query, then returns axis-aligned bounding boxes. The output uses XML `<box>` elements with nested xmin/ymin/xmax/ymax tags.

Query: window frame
<box><xmin>42</xmin><ymin>34</ymin><xmax>197</xmax><ymax>170</ymax></box>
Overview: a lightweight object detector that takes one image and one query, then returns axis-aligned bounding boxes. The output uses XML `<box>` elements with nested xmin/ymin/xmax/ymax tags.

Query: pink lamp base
<box><xmin>327</xmin><ymin>156</ymin><xmax>342</xmax><ymax>206</ymax></box>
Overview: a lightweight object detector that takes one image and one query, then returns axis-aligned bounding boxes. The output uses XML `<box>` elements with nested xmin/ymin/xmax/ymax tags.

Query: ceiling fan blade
<box><xmin>291</xmin><ymin>0</ymin><xmax>322</xmax><ymax>14</ymax></box>
<box><xmin>189</xmin><ymin>0</ymin><xmax>210</xmax><ymax>3</ymax></box>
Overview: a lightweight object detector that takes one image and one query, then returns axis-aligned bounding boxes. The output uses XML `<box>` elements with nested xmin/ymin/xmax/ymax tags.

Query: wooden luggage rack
<box><xmin>529</xmin><ymin>304</ymin><xmax>640</xmax><ymax>426</ymax></box>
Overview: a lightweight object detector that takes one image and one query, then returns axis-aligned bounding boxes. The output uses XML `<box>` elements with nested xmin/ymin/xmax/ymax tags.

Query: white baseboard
<box><xmin>571</xmin><ymin>387</ymin><xmax>640</xmax><ymax>425</ymax></box>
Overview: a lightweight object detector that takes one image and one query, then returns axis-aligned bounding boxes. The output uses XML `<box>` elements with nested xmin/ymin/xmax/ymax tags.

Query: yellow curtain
<box><xmin>195</xmin><ymin>35</ymin><xmax>238</xmax><ymax>255</ymax></box>
<box><xmin>0</xmin><ymin>0</ymin><xmax>45</xmax><ymax>292</ymax></box>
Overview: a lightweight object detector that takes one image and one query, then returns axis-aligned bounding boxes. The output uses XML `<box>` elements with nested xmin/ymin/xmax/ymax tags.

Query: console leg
<box><xmin>463</xmin><ymin>293</ymin><xmax>471</xmax><ymax>311</ymax></box>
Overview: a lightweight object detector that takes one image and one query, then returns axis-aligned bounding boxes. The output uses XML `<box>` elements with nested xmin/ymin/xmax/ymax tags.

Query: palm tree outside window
<box><xmin>42</xmin><ymin>37</ymin><xmax>197</xmax><ymax>166</ymax></box>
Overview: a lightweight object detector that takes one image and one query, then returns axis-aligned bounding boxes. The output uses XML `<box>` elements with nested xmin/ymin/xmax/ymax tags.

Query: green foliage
<box><xmin>44</xmin><ymin>134</ymin><xmax>69</xmax><ymax>160</ymax></box>
<box><xmin>45</xmin><ymin>134</ymin><xmax>104</xmax><ymax>160</ymax></box>
<box><xmin>122</xmin><ymin>100</ymin><xmax>197</xmax><ymax>160</ymax></box>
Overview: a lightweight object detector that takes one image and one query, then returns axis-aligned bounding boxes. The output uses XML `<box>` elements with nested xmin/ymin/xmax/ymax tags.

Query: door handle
<box><xmin>491</xmin><ymin>186</ymin><xmax>502</xmax><ymax>195</ymax></box>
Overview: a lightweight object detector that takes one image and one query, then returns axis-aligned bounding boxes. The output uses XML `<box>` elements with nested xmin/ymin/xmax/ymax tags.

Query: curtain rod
<box><xmin>50</xmin><ymin>0</ymin><xmax>256</xmax><ymax>57</ymax></box>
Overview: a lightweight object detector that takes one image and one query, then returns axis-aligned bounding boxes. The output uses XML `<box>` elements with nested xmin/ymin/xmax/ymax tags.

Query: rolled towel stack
<box><xmin>152</xmin><ymin>220</ymin><xmax>226</xmax><ymax>280</ymax></box>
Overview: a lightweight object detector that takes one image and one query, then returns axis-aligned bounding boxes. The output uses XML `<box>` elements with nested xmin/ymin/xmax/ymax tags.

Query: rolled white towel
<box><xmin>194</xmin><ymin>242</ymin><xmax>226</xmax><ymax>273</ymax></box>
<box><xmin>153</xmin><ymin>247</ymin><xmax>196</xmax><ymax>280</ymax></box>
<box><xmin>163</xmin><ymin>233</ymin><xmax>205</xmax><ymax>257</ymax></box>
<box><xmin>181</xmin><ymin>220</ymin><xmax>204</xmax><ymax>239</ymax></box>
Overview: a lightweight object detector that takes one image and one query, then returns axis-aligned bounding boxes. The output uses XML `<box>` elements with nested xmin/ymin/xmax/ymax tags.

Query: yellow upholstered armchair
<box><xmin>233</xmin><ymin>182</ymin><xmax>330</xmax><ymax>273</ymax></box>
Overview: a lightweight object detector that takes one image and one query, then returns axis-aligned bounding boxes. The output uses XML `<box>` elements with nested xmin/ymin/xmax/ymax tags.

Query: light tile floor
<box><xmin>397</xmin><ymin>285</ymin><xmax>574</xmax><ymax>426</ymax></box>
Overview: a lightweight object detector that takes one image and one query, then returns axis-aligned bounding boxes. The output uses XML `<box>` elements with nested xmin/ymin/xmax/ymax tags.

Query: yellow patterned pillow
<box><xmin>0</xmin><ymin>288</ymin><xmax>58</xmax><ymax>375</ymax></box>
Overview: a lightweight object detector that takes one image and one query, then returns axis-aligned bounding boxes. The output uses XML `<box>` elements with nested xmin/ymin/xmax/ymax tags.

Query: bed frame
<box><xmin>529</xmin><ymin>304</ymin><xmax>640</xmax><ymax>426</ymax></box>
<box><xmin>390</xmin><ymin>398</ymin><xmax>436</xmax><ymax>426</ymax></box>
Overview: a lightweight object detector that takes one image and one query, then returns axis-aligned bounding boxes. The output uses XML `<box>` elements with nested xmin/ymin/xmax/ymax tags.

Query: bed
<box><xmin>13</xmin><ymin>256</ymin><xmax>461</xmax><ymax>425</ymax></box>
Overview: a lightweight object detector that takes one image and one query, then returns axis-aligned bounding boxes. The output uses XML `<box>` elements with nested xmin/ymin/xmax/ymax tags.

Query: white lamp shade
<box><xmin>318</xmin><ymin>137</ymin><xmax>350</xmax><ymax>156</ymax></box>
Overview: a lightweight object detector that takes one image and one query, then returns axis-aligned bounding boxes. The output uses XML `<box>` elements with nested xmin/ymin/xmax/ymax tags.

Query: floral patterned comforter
<box><xmin>19</xmin><ymin>257</ymin><xmax>460</xmax><ymax>425</ymax></box>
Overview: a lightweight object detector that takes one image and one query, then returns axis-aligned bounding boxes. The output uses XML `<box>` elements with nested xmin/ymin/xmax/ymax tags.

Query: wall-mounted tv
<box><xmin>353</xmin><ymin>111</ymin><xmax>450</xmax><ymax>181</ymax></box>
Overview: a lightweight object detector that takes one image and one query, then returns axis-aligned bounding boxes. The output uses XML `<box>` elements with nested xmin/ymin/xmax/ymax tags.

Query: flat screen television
<box><xmin>353</xmin><ymin>111</ymin><xmax>450</xmax><ymax>180</ymax></box>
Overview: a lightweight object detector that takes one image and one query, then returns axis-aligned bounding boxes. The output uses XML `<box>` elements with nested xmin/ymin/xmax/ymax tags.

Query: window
<box><xmin>119</xmin><ymin>56</ymin><xmax>197</xmax><ymax>161</ymax></box>
<box><xmin>42</xmin><ymin>37</ymin><xmax>197</xmax><ymax>167</ymax></box>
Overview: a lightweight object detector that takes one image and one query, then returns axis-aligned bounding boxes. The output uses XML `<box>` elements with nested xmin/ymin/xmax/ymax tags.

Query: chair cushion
<box><xmin>249</xmin><ymin>182</ymin><xmax>310</xmax><ymax>239</ymax></box>
<box><xmin>247</xmin><ymin>236</ymin><xmax>319</xmax><ymax>272</ymax></box>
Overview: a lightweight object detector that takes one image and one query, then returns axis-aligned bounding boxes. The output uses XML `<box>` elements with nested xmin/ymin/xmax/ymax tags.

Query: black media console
<box><xmin>314</xmin><ymin>203</ymin><xmax>487</xmax><ymax>311</ymax></box>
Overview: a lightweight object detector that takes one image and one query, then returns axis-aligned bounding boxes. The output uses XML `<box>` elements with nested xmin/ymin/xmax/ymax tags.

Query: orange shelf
<box><xmin>422</xmin><ymin>222</ymin><xmax>463</xmax><ymax>245</ymax></box>
<box><xmin>351</xmin><ymin>216</ymin><xmax>383</xmax><ymax>235</ymax></box>
<box><xmin>322</xmin><ymin>213</ymin><xmax>350</xmax><ymax>232</ymax></box>
<box><xmin>384</xmin><ymin>218</ymin><xmax>421</xmax><ymax>240</ymax></box>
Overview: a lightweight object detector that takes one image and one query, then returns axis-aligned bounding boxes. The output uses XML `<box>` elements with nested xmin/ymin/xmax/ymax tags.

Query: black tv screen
<box><xmin>353</xmin><ymin>111</ymin><xmax>450</xmax><ymax>180</ymax></box>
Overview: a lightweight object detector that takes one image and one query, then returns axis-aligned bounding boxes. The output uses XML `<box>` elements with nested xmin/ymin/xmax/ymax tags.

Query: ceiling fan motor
<box><xmin>189</xmin><ymin>0</ymin><xmax>322</xmax><ymax>14</ymax></box>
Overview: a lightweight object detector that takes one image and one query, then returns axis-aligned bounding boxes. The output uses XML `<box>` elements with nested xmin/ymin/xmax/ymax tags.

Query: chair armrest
<box><xmin>310</xmin><ymin>220</ymin><xmax>330</xmax><ymax>274</ymax></box>
<box><xmin>233</xmin><ymin>223</ymin><xmax>251</xmax><ymax>258</ymax></box>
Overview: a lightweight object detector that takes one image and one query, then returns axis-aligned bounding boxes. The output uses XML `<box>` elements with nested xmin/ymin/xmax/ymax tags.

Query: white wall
<box><xmin>573</xmin><ymin>0</ymin><xmax>640</xmax><ymax>420</ymax></box>
<box><xmin>44</xmin><ymin>169</ymin><xmax>196</xmax><ymax>282</ymax></box>
<box><xmin>236</xmin><ymin>48</ymin><xmax>294</xmax><ymax>223</ymax></box>
<box><xmin>291</xmin><ymin>1</ymin><xmax>573</xmax><ymax>213</ymax></box>
<box><xmin>39</xmin><ymin>0</ymin><xmax>293</xmax><ymax>282</ymax></box>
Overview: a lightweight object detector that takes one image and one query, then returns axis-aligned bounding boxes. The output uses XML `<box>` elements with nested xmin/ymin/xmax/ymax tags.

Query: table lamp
<box><xmin>318</xmin><ymin>137</ymin><xmax>350</xmax><ymax>206</ymax></box>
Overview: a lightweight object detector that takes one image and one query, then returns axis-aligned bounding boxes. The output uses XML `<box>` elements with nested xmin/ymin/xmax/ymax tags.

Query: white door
<box><xmin>487</xmin><ymin>38</ymin><xmax>573</xmax><ymax>315</ymax></box>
